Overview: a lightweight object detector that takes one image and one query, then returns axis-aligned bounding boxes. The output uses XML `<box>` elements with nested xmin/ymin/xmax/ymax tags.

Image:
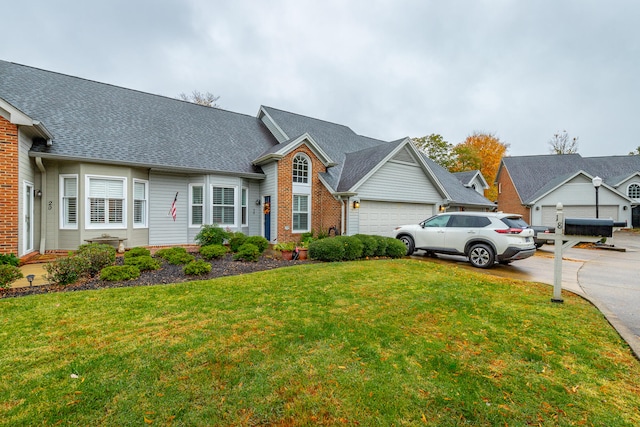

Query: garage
<box><xmin>541</xmin><ymin>205</ymin><xmax>619</xmax><ymax>226</ymax></box>
<box><xmin>358</xmin><ymin>201</ymin><xmax>434</xmax><ymax>237</ymax></box>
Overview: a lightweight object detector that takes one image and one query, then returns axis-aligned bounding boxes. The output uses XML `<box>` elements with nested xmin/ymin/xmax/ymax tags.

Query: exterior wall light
<box><xmin>353</xmin><ymin>201</ymin><xmax>360</xmax><ymax>209</ymax></box>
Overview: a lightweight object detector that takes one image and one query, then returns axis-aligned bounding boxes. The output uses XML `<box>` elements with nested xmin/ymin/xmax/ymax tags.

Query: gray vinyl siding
<box><xmin>356</xmin><ymin>161</ymin><xmax>441</xmax><ymax>203</ymax></box>
<box><xmin>149</xmin><ymin>172</ymin><xmax>189</xmax><ymax>245</ymax></box>
<box><xmin>245</xmin><ymin>180</ymin><xmax>262</xmax><ymax>236</ymax></box>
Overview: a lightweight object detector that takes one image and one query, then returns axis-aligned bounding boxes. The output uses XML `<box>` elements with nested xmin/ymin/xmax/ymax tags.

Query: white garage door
<box><xmin>358</xmin><ymin>201</ymin><xmax>434</xmax><ymax>237</ymax></box>
<box><xmin>541</xmin><ymin>205</ymin><xmax>618</xmax><ymax>226</ymax></box>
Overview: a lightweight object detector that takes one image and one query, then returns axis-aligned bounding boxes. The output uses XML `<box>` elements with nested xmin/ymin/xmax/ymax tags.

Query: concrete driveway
<box><xmin>410</xmin><ymin>230</ymin><xmax>640</xmax><ymax>358</ymax></box>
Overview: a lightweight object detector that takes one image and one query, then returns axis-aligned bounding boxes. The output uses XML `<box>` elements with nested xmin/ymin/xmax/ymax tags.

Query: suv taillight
<box><xmin>495</xmin><ymin>228</ymin><xmax>523</xmax><ymax>234</ymax></box>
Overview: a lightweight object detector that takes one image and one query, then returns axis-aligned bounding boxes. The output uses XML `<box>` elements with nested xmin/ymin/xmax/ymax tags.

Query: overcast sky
<box><xmin>3</xmin><ymin>0</ymin><xmax>639</xmax><ymax>157</ymax></box>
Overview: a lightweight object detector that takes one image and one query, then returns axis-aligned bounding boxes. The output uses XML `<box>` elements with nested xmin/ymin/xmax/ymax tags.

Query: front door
<box><xmin>263</xmin><ymin>196</ymin><xmax>271</xmax><ymax>242</ymax></box>
<box><xmin>23</xmin><ymin>182</ymin><xmax>34</xmax><ymax>255</ymax></box>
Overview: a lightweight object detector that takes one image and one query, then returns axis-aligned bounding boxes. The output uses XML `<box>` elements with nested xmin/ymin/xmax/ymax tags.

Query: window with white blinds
<box><xmin>241</xmin><ymin>187</ymin><xmax>248</xmax><ymax>226</ymax></box>
<box><xmin>86</xmin><ymin>176</ymin><xmax>126</xmax><ymax>227</ymax></box>
<box><xmin>133</xmin><ymin>180</ymin><xmax>148</xmax><ymax>227</ymax></box>
<box><xmin>60</xmin><ymin>175</ymin><xmax>78</xmax><ymax>229</ymax></box>
<box><xmin>212</xmin><ymin>186</ymin><xmax>236</xmax><ymax>226</ymax></box>
<box><xmin>293</xmin><ymin>194</ymin><xmax>309</xmax><ymax>232</ymax></box>
<box><xmin>190</xmin><ymin>184</ymin><xmax>204</xmax><ymax>227</ymax></box>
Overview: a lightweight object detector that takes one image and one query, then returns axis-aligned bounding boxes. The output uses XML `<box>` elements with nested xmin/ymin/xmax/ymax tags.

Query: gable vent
<box><xmin>392</xmin><ymin>147</ymin><xmax>417</xmax><ymax>164</ymax></box>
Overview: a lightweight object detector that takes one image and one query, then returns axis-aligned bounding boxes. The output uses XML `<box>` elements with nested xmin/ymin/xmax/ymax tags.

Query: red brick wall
<box><xmin>0</xmin><ymin>116</ymin><xmax>19</xmax><ymax>255</ymax></box>
<box><xmin>495</xmin><ymin>165</ymin><xmax>530</xmax><ymax>222</ymax></box>
<box><xmin>277</xmin><ymin>145</ymin><xmax>342</xmax><ymax>242</ymax></box>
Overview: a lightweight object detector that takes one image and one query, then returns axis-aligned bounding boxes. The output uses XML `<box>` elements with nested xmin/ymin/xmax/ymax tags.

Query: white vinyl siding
<box><xmin>212</xmin><ymin>186</ymin><xmax>236</xmax><ymax>227</ymax></box>
<box><xmin>190</xmin><ymin>184</ymin><xmax>204</xmax><ymax>227</ymax></box>
<box><xmin>60</xmin><ymin>175</ymin><xmax>78</xmax><ymax>229</ymax></box>
<box><xmin>356</xmin><ymin>161</ymin><xmax>440</xmax><ymax>202</ymax></box>
<box><xmin>133</xmin><ymin>179</ymin><xmax>148</xmax><ymax>228</ymax></box>
<box><xmin>86</xmin><ymin>176</ymin><xmax>126</xmax><ymax>228</ymax></box>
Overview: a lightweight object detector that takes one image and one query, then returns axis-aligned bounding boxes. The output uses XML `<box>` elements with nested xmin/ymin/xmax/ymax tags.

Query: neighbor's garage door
<box><xmin>358</xmin><ymin>201</ymin><xmax>434</xmax><ymax>237</ymax></box>
<box><xmin>541</xmin><ymin>205</ymin><xmax>618</xmax><ymax>226</ymax></box>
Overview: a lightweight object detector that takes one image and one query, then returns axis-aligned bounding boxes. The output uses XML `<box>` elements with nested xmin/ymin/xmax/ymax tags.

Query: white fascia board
<box><xmin>0</xmin><ymin>98</ymin><xmax>33</xmax><ymax>125</ymax></box>
<box><xmin>258</xmin><ymin>106</ymin><xmax>289</xmax><ymax>141</ymax></box>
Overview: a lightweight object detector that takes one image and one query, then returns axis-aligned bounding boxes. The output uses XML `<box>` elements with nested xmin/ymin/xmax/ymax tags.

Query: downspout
<box><xmin>35</xmin><ymin>157</ymin><xmax>46</xmax><ymax>254</ymax></box>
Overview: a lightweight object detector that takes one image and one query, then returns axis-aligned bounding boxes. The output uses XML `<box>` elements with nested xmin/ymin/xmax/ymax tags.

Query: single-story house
<box><xmin>0</xmin><ymin>60</ymin><xmax>494</xmax><ymax>259</ymax></box>
<box><xmin>496</xmin><ymin>154</ymin><xmax>640</xmax><ymax>227</ymax></box>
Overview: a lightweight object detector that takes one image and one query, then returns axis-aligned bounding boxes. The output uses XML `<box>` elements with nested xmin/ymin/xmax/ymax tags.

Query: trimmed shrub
<box><xmin>245</xmin><ymin>236</ymin><xmax>269</xmax><ymax>254</ymax></box>
<box><xmin>183</xmin><ymin>260</ymin><xmax>212</xmax><ymax>276</ymax></box>
<box><xmin>385</xmin><ymin>237</ymin><xmax>408</xmax><ymax>258</ymax></box>
<box><xmin>155</xmin><ymin>247</ymin><xmax>195</xmax><ymax>265</ymax></box>
<box><xmin>228</xmin><ymin>232</ymin><xmax>248</xmax><ymax>252</ymax></box>
<box><xmin>100</xmin><ymin>265</ymin><xmax>141</xmax><ymax>281</ymax></box>
<box><xmin>44</xmin><ymin>256</ymin><xmax>91</xmax><ymax>286</ymax></box>
<box><xmin>199</xmin><ymin>244</ymin><xmax>228</xmax><ymax>260</ymax></box>
<box><xmin>124</xmin><ymin>255</ymin><xmax>160</xmax><ymax>271</ymax></box>
<box><xmin>76</xmin><ymin>243</ymin><xmax>116</xmax><ymax>276</ymax></box>
<box><xmin>233</xmin><ymin>243</ymin><xmax>261</xmax><ymax>262</ymax></box>
<box><xmin>195</xmin><ymin>224</ymin><xmax>229</xmax><ymax>246</ymax></box>
<box><xmin>372</xmin><ymin>235</ymin><xmax>388</xmax><ymax>257</ymax></box>
<box><xmin>0</xmin><ymin>265</ymin><xmax>23</xmax><ymax>289</ymax></box>
<box><xmin>354</xmin><ymin>234</ymin><xmax>378</xmax><ymax>258</ymax></box>
<box><xmin>0</xmin><ymin>253</ymin><xmax>20</xmax><ymax>267</ymax></box>
<box><xmin>123</xmin><ymin>247</ymin><xmax>151</xmax><ymax>259</ymax></box>
<box><xmin>308</xmin><ymin>238</ymin><xmax>345</xmax><ymax>262</ymax></box>
<box><xmin>334</xmin><ymin>236</ymin><xmax>363</xmax><ymax>261</ymax></box>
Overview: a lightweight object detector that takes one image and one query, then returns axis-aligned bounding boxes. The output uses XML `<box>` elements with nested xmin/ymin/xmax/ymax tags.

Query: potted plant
<box><xmin>273</xmin><ymin>241</ymin><xmax>296</xmax><ymax>260</ymax></box>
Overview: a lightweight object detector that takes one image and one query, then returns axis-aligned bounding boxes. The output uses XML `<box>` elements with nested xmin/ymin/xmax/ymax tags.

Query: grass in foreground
<box><xmin>1</xmin><ymin>259</ymin><xmax>639</xmax><ymax>426</ymax></box>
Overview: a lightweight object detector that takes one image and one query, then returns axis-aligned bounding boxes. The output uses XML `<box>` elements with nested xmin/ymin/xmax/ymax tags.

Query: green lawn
<box><xmin>1</xmin><ymin>259</ymin><xmax>639</xmax><ymax>426</ymax></box>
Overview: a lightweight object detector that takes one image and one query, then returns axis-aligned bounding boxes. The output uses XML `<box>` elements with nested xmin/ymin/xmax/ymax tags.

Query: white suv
<box><xmin>394</xmin><ymin>212</ymin><xmax>536</xmax><ymax>268</ymax></box>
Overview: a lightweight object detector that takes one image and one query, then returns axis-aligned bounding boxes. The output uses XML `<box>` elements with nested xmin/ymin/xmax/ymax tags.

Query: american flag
<box><xmin>170</xmin><ymin>192</ymin><xmax>178</xmax><ymax>221</ymax></box>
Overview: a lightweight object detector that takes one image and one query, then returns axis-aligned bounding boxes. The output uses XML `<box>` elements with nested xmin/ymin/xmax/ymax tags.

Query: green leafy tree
<box><xmin>629</xmin><ymin>146</ymin><xmax>640</xmax><ymax>155</ymax></box>
<box><xmin>412</xmin><ymin>134</ymin><xmax>455</xmax><ymax>169</ymax></box>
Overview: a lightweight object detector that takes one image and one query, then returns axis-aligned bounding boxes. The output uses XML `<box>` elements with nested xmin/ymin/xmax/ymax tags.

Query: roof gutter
<box><xmin>32</xmin><ymin>121</ymin><xmax>53</xmax><ymax>146</ymax></box>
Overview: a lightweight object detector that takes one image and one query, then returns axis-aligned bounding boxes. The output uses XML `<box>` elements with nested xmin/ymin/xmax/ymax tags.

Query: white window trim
<box><xmin>628</xmin><ymin>183</ymin><xmax>640</xmax><ymax>200</ymax></box>
<box><xmin>292</xmin><ymin>193</ymin><xmax>311</xmax><ymax>233</ymax></box>
<box><xmin>59</xmin><ymin>174</ymin><xmax>78</xmax><ymax>230</ymax></box>
<box><xmin>133</xmin><ymin>179</ymin><xmax>149</xmax><ymax>228</ymax></box>
<box><xmin>241</xmin><ymin>187</ymin><xmax>248</xmax><ymax>227</ymax></box>
<box><xmin>189</xmin><ymin>183</ymin><xmax>205</xmax><ymax>228</ymax></box>
<box><xmin>85</xmin><ymin>175</ymin><xmax>127</xmax><ymax>229</ymax></box>
<box><xmin>211</xmin><ymin>185</ymin><xmax>238</xmax><ymax>228</ymax></box>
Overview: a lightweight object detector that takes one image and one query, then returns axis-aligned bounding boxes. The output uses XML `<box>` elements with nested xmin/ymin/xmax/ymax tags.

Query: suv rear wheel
<box><xmin>468</xmin><ymin>243</ymin><xmax>495</xmax><ymax>268</ymax></box>
<box><xmin>398</xmin><ymin>235</ymin><xmax>415</xmax><ymax>256</ymax></box>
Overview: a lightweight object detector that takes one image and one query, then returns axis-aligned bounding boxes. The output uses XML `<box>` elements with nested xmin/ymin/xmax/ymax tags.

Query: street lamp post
<box><xmin>592</xmin><ymin>176</ymin><xmax>603</xmax><ymax>218</ymax></box>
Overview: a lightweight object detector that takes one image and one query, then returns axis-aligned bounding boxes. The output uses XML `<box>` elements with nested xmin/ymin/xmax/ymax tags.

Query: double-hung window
<box><xmin>133</xmin><ymin>180</ymin><xmax>148</xmax><ymax>228</ymax></box>
<box><xmin>241</xmin><ymin>187</ymin><xmax>248</xmax><ymax>227</ymax></box>
<box><xmin>292</xmin><ymin>195</ymin><xmax>309</xmax><ymax>232</ymax></box>
<box><xmin>60</xmin><ymin>175</ymin><xmax>78</xmax><ymax>229</ymax></box>
<box><xmin>212</xmin><ymin>186</ymin><xmax>236</xmax><ymax>226</ymax></box>
<box><xmin>86</xmin><ymin>176</ymin><xmax>126</xmax><ymax>228</ymax></box>
<box><xmin>190</xmin><ymin>184</ymin><xmax>204</xmax><ymax>227</ymax></box>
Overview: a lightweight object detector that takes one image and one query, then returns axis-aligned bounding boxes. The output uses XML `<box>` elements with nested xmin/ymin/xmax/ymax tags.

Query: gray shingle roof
<box><xmin>0</xmin><ymin>60</ymin><xmax>276</xmax><ymax>175</ymax></box>
<box><xmin>502</xmin><ymin>154</ymin><xmax>640</xmax><ymax>203</ymax></box>
<box><xmin>422</xmin><ymin>156</ymin><xmax>495</xmax><ymax>207</ymax></box>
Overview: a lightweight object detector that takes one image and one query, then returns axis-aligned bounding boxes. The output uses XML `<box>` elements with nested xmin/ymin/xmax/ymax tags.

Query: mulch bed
<box><xmin>1</xmin><ymin>253</ymin><xmax>309</xmax><ymax>299</ymax></box>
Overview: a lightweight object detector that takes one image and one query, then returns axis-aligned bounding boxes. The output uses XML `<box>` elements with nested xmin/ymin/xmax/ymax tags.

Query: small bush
<box><xmin>0</xmin><ymin>265</ymin><xmax>23</xmax><ymax>289</ymax></box>
<box><xmin>228</xmin><ymin>232</ymin><xmax>248</xmax><ymax>252</ymax></box>
<box><xmin>0</xmin><ymin>253</ymin><xmax>20</xmax><ymax>267</ymax></box>
<box><xmin>44</xmin><ymin>256</ymin><xmax>91</xmax><ymax>286</ymax></box>
<box><xmin>233</xmin><ymin>243</ymin><xmax>261</xmax><ymax>262</ymax></box>
<box><xmin>372</xmin><ymin>235</ymin><xmax>388</xmax><ymax>257</ymax></box>
<box><xmin>354</xmin><ymin>234</ymin><xmax>378</xmax><ymax>258</ymax></box>
<box><xmin>124</xmin><ymin>255</ymin><xmax>160</xmax><ymax>271</ymax></box>
<box><xmin>385</xmin><ymin>238</ymin><xmax>408</xmax><ymax>258</ymax></box>
<box><xmin>199</xmin><ymin>244</ymin><xmax>228</xmax><ymax>260</ymax></box>
<box><xmin>76</xmin><ymin>243</ymin><xmax>116</xmax><ymax>275</ymax></box>
<box><xmin>308</xmin><ymin>238</ymin><xmax>345</xmax><ymax>262</ymax></box>
<box><xmin>100</xmin><ymin>265</ymin><xmax>141</xmax><ymax>281</ymax></box>
<box><xmin>123</xmin><ymin>247</ymin><xmax>151</xmax><ymax>259</ymax></box>
<box><xmin>245</xmin><ymin>236</ymin><xmax>269</xmax><ymax>253</ymax></box>
<box><xmin>195</xmin><ymin>224</ymin><xmax>229</xmax><ymax>246</ymax></box>
<box><xmin>332</xmin><ymin>236</ymin><xmax>363</xmax><ymax>261</ymax></box>
<box><xmin>155</xmin><ymin>247</ymin><xmax>195</xmax><ymax>265</ymax></box>
<box><xmin>183</xmin><ymin>260</ymin><xmax>212</xmax><ymax>276</ymax></box>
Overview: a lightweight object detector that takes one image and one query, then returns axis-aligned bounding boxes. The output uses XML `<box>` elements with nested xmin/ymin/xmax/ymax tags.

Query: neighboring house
<box><xmin>454</xmin><ymin>170</ymin><xmax>489</xmax><ymax>196</ymax></box>
<box><xmin>496</xmin><ymin>154</ymin><xmax>640</xmax><ymax>227</ymax></box>
<box><xmin>0</xmin><ymin>60</ymin><xmax>494</xmax><ymax>259</ymax></box>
